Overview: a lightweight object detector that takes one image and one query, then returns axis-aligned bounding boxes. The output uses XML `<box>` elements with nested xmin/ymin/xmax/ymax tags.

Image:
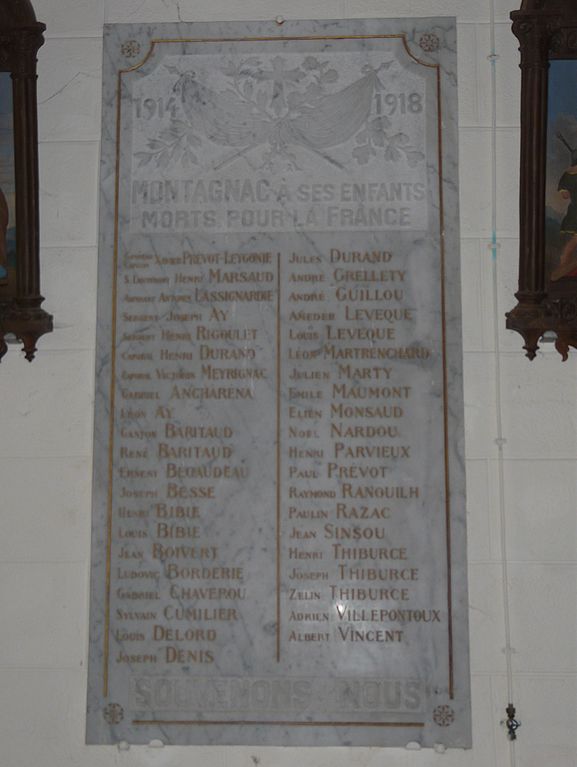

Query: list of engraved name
<box><xmin>111</xmin><ymin>244</ymin><xmax>439</xmax><ymax>671</ymax></box>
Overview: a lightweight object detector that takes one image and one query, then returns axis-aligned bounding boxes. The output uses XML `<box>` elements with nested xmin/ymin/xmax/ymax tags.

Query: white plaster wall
<box><xmin>0</xmin><ymin>1</ymin><xmax>575</xmax><ymax>766</ymax></box>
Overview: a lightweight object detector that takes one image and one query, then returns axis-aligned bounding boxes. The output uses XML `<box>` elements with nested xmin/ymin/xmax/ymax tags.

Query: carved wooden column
<box><xmin>507</xmin><ymin>0</ymin><xmax>577</xmax><ymax>360</ymax></box>
<box><xmin>0</xmin><ymin>0</ymin><xmax>52</xmax><ymax>361</ymax></box>
<box><xmin>508</xmin><ymin>8</ymin><xmax>558</xmax><ymax>358</ymax></box>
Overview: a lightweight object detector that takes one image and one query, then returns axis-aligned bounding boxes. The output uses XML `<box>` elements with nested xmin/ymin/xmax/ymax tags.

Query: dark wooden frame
<box><xmin>508</xmin><ymin>0</ymin><xmax>577</xmax><ymax>359</ymax></box>
<box><xmin>0</xmin><ymin>0</ymin><xmax>52</xmax><ymax>361</ymax></box>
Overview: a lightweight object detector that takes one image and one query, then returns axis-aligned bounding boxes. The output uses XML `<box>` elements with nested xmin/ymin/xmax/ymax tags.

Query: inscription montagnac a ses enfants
<box><xmin>87</xmin><ymin>18</ymin><xmax>470</xmax><ymax>748</ymax></box>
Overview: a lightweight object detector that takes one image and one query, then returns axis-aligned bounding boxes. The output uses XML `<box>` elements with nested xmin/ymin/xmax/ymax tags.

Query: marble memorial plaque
<box><xmin>87</xmin><ymin>18</ymin><xmax>470</xmax><ymax>748</ymax></box>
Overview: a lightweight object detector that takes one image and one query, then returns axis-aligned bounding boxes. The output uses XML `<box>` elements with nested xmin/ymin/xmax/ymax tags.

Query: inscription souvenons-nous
<box><xmin>87</xmin><ymin>18</ymin><xmax>470</xmax><ymax>749</ymax></box>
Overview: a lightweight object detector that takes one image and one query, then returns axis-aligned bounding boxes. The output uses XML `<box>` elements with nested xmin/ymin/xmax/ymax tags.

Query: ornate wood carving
<box><xmin>0</xmin><ymin>0</ymin><xmax>52</xmax><ymax>362</ymax></box>
<box><xmin>508</xmin><ymin>0</ymin><xmax>577</xmax><ymax>358</ymax></box>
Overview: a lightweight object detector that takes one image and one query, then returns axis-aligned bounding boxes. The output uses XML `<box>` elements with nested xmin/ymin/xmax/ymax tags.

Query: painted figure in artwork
<box><xmin>550</xmin><ymin>133</ymin><xmax>577</xmax><ymax>280</ymax></box>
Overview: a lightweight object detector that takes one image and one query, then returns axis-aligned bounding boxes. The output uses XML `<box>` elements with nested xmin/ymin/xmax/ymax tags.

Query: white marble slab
<box><xmin>87</xmin><ymin>17</ymin><xmax>470</xmax><ymax>748</ymax></box>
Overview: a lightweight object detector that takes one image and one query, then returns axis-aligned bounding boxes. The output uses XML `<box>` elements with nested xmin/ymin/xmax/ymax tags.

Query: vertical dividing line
<box><xmin>488</xmin><ymin>2</ymin><xmax>517</xmax><ymax>762</ymax></box>
<box><xmin>276</xmin><ymin>251</ymin><xmax>282</xmax><ymax>663</ymax></box>
<box><xmin>103</xmin><ymin>71</ymin><xmax>124</xmax><ymax>698</ymax></box>
<box><xmin>436</xmin><ymin>66</ymin><xmax>454</xmax><ymax>700</ymax></box>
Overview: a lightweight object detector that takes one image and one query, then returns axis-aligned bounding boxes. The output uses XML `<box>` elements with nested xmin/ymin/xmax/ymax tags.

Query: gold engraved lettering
<box><xmin>122</xmin><ymin>312</ymin><xmax>159</xmax><ymax>322</ymax></box>
<box><xmin>152</xmin><ymin>543</ymin><xmax>217</xmax><ymax>560</ymax></box>
<box><xmin>344</xmin><ymin>306</ymin><xmax>413</xmax><ymax>322</ymax></box>
<box><xmin>168</xmin><ymin>585</ymin><xmax>245</xmax><ymax>600</ymax></box>
<box><xmin>288</xmin><ymin>406</ymin><xmax>322</xmax><ymax>419</ymax></box>
<box><xmin>288</xmin><ymin>507</ymin><xmax>328</xmax><ymax>520</ymax></box>
<box><xmin>196</xmin><ymin>326</ymin><xmax>257</xmax><ymax>341</ymax></box>
<box><xmin>155</xmin><ymin>368</ymin><xmax>196</xmax><ymax>381</ymax></box>
<box><xmin>153</xmin><ymin>625</ymin><xmax>217</xmax><ymax>641</ymax></box>
<box><xmin>288</xmin><ymin>446</ymin><xmax>324</xmax><ymax>459</ymax></box>
<box><xmin>329</xmin><ymin>248</ymin><xmax>393</xmax><ymax>263</ymax></box>
<box><xmin>289</xmin><ymin>272</ymin><xmax>325</xmax><ymax>284</ymax></box>
<box><xmin>288</xmin><ymin>631</ymin><xmax>330</xmax><ymax>642</ymax></box>
<box><xmin>113</xmin><ymin>629</ymin><xmax>145</xmax><ymax>641</ymax></box>
<box><xmin>121</xmin><ymin>370</ymin><xmax>152</xmax><ymax>381</ymax></box>
<box><xmin>165</xmin><ymin>647</ymin><xmax>214</xmax><ymax>664</ymax></box>
<box><xmin>156</xmin><ymin>523</ymin><xmax>199</xmax><ymax>539</ymax></box>
<box><xmin>116</xmin><ymin>652</ymin><xmax>157</xmax><ymax>663</ymax></box>
<box><xmin>154</xmin><ymin>503</ymin><xmax>200</xmax><ymax>519</ymax></box>
<box><xmin>327</xmin><ymin>464</ymin><xmax>390</xmax><ymax>480</ymax></box>
<box><xmin>116</xmin><ymin>589</ymin><xmax>160</xmax><ymax>600</ymax></box>
<box><xmin>158</xmin><ymin>443</ymin><xmax>232</xmax><ymax>459</ymax></box>
<box><xmin>289</xmin><ymin>527</ymin><xmax>317</xmax><ymax>539</ymax></box>
<box><xmin>336</xmin><ymin>364</ymin><xmax>392</xmax><ymax>380</ymax></box>
<box><xmin>289</xmin><ymin>309</ymin><xmax>333</xmax><ymax>321</ymax></box>
<box><xmin>161</xmin><ymin>329</ymin><xmax>192</xmax><ymax>341</ymax></box>
<box><xmin>289</xmin><ymin>611</ymin><xmax>329</xmax><ymax>621</ymax></box>
<box><xmin>288</xmin><ymin>368</ymin><xmax>330</xmax><ymax>381</ymax></box>
<box><xmin>288</xmin><ymin>427</ymin><xmax>320</xmax><ymax>439</ymax></box>
<box><xmin>287</xmin><ymin>347</ymin><xmax>323</xmax><ymax>360</ymax></box>
<box><xmin>331</xmin><ymin>587</ymin><xmax>409</xmax><ymax>602</ymax></box>
<box><xmin>326</xmin><ymin>325</ymin><xmax>396</xmax><ymax>341</ymax></box>
<box><xmin>120</xmin><ymin>388</ymin><xmax>160</xmax><ymax>400</ymax></box>
<box><xmin>174</xmin><ymin>271</ymin><xmax>202</xmax><ymax>284</ymax></box>
<box><xmin>323</xmin><ymin>524</ymin><xmax>387</xmax><ymax>540</ymax></box>
<box><xmin>160</xmin><ymin>349</ymin><xmax>194</xmax><ymax>361</ymax></box>
<box><xmin>289</xmin><ymin>588</ymin><xmax>321</xmax><ymax>600</ymax></box>
<box><xmin>288</xmin><ymin>291</ymin><xmax>325</xmax><ymax>302</ymax></box>
<box><xmin>163</xmin><ymin>605</ymin><xmax>238</xmax><ymax>621</ymax></box>
<box><xmin>121</xmin><ymin>352</ymin><xmax>153</xmax><ymax>362</ymax></box>
<box><xmin>288</xmin><ymin>466</ymin><xmax>319</xmax><ymax>480</ymax></box>
<box><xmin>289</xmin><ymin>328</ymin><xmax>319</xmax><ymax>341</ymax></box>
<box><xmin>288</xmin><ymin>548</ymin><xmax>323</xmax><ymax>560</ymax></box>
<box><xmin>120</xmin><ymin>487</ymin><xmax>157</xmax><ymax>498</ymax></box>
<box><xmin>164</xmin><ymin>423</ymin><xmax>233</xmax><ymax>439</ymax></box>
<box><xmin>119</xmin><ymin>427</ymin><xmax>157</xmax><ymax>438</ymax></box>
<box><xmin>119</xmin><ymin>446</ymin><xmax>148</xmax><ymax>459</ymax></box>
<box><xmin>194</xmin><ymin>288</ymin><xmax>274</xmax><ymax>303</ymax></box>
<box><xmin>118</xmin><ymin>527</ymin><xmax>148</xmax><ymax>539</ymax></box>
<box><xmin>340</xmin><ymin>484</ymin><xmax>420</xmax><ymax>500</ymax></box>
<box><xmin>167</xmin><ymin>311</ymin><xmax>201</xmax><ymax>322</ymax></box>
<box><xmin>332</xmin><ymin>545</ymin><xmax>407</xmax><ymax>560</ymax></box>
<box><xmin>120</xmin><ymin>407</ymin><xmax>145</xmax><ymax>418</ymax></box>
<box><xmin>158</xmin><ymin>292</ymin><xmax>192</xmax><ymax>303</ymax></box>
<box><xmin>337</xmin><ymin>565</ymin><xmax>419</xmax><ymax>581</ymax></box>
<box><xmin>333</xmin><ymin>268</ymin><xmax>405</xmax><ymax>283</ymax></box>
<box><xmin>165</xmin><ymin>463</ymin><xmax>248</xmax><ymax>481</ymax></box>
<box><xmin>325</xmin><ymin>345</ymin><xmax>429</xmax><ymax>360</ymax></box>
<box><xmin>123</xmin><ymin>294</ymin><xmax>155</xmax><ymax>304</ymax></box>
<box><xmin>336</xmin><ymin>504</ymin><xmax>391</xmax><ymax>520</ymax></box>
<box><xmin>118</xmin><ymin>466</ymin><xmax>157</xmax><ymax>479</ymax></box>
<box><xmin>288</xmin><ymin>388</ymin><xmax>322</xmax><ymax>400</ymax></box>
<box><xmin>116</xmin><ymin>608</ymin><xmax>156</xmax><ymax>620</ymax></box>
<box><xmin>170</xmin><ymin>385</ymin><xmax>253</xmax><ymax>400</ymax></box>
<box><xmin>118</xmin><ymin>506</ymin><xmax>149</xmax><ymax>519</ymax></box>
<box><xmin>208</xmin><ymin>268</ymin><xmax>274</xmax><ymax>284</ymax></box>
<box><xmin>289</xmin><ymin>568</ymin><xmax>329</xmax><ymax>581</ymax></box>
<box><xmin>336</xmin><ymin>627</ymin><xmax>404</xmax><ymax>643</ymax></box>
<box><xmin>200</xmin><ymin>345</ymin><xmax>256</xmax><ymax>361</ymax></box>
<box><xmin>165</xmin><ymin>567</ymin><xmax>244</xmax><ymax>582</ymax></box>
<box><xmin>334</xmin><ymin>443</ymin><xmax>409</xmax><ymax>459</ymax></box>
<box><xmin>116</xmin><ymin>568</ymin><xmax>159</xmax><ymax>579</ymax></box>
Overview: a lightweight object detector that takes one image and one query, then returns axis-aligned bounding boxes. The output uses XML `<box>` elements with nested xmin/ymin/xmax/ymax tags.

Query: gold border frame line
<box><xmin>102</xmin><ymin>33</ymin><xmax>453</xmax><ymax>727</ymax></box>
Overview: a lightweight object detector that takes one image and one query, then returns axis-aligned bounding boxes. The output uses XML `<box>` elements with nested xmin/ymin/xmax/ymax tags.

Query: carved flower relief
<box><xmin>419</xmin><ymin>33</ymin><xmax>440</xmax><ymax>53</ymax></box>
<box><xmin>433</xmin><ymin>705</ymin><xmax>455</xmax><ymax>727</ymax></box>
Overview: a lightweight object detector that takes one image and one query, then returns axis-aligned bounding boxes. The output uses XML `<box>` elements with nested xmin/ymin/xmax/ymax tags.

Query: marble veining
<box><xmin>87</xmin><ymin>17</ymin><xmax>470</xmax><ymax>748</ymax></box>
